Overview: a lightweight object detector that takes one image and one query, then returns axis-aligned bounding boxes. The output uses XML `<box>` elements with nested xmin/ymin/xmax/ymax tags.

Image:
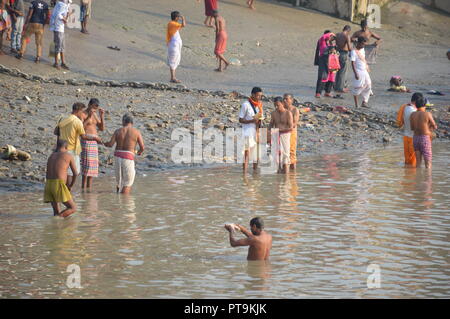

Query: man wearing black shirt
<box><xmin>17</xmin><ymin>0</ymin><xmax>49</xmax><ymax>63</ymax></box>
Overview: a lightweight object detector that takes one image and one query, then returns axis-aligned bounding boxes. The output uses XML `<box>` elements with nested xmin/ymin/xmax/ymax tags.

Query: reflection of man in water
<box><xmin>224</xmin><ymin>217</ymin><xmax>272</xmax><ymax>261</ymax></box>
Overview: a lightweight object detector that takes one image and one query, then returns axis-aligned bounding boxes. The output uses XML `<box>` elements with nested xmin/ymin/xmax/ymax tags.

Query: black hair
<box><xmin>250</xmin><ymin>217</ymin><xmax>264</xmax><ymax>229</ymax></box>
<box><xmin>56</xmin><ymin>139</ymin><xmax>68</xmax><ymax>150</ymax></box>
<box><xmin>361</xmin><ymin>19</ymin><xmax>368</xmax><ymax>29</ymax></box>
<box><xmin>171</xmin><ymin>11</ymin><xmax>180</xmax><ymax>21</ymax></box>
<box><xmin>415</xmin><ymin>96</ymin><xmax>426</xmax><ymax>108</ymax></box>
<box><xmin>251</xmin><ymin>87</ymin><xmax>262</xmax><ymax>95</ymax></box>
<box><xmin>343</xmin><ymin>25</ymin><xmax>351</xmax><ymax>31</ymax></box>
<box><xmin>274</xmin><ymin>96</ymin><xmax>283</xmax><ymax>103</ymax></box>
<box><xmin>324</xmin><ymin>30</ymin><xmax>331</xmax><ymax>34</ymax></box>
<box><xmin>411</xmin><ymin>92</ymin><xmax>423</xmax><ymax>103</ymax></box>
<box><xmin>283</xmin><ymin>93</ymin><xmax>294</xmax><ymax>100</ymax></box>
<box><xmin>250</xmin><ymin>217</ymin><xmax>264</xmax><ymax>230</ymax></box>
<box><xmin>88</xmin><ymin>98</ymin><xmax>100</xmax><ymax>106</ymax></box>
<box><xmin>72</xmin><ymin>102</ymin><xmax>86</xmax><ymax>112</ymax></box>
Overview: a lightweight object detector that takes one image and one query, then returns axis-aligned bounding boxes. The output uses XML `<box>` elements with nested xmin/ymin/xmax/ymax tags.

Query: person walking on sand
<box><xmin>104</xmin><ymin>113</ymin><xmax>145</xmax><ymax>194</ymax></box>
<box><xmin>350</xmin><ymin>37</ymin><xmax>372</xmax><ymax>108</ymax></box>
<box><xmin>6</xmin><ymin>0</ymin><xmax>25</xmax><ymax>55</ymax></box>
<box><xmin>81</xmin><ymin>98</ymin><xmax>104</xmax><ymax>190</ymax></box>
<box><xmin>283</xmin><ymin>94</ymin><xmax>299</xmax><ymax>170</ymax></box>
<box><xmin>239</xmin><ymin>87</ymin><xmax>263</xmax><ymax>173</ymax></box>
<box><xmin>166</xmin><ymin>11</ymin><xmax>186</xmax><ymax>83</ymax></box>
<box><xmin>80</xmin><ymin>0</ymin><xmax>91</xmax><ymax>34</ymax></box>
<box><xmin>268</xmin><ymin>97</ymin><xmax>293</xmax><ymax>174</ymax></box>
<box><xmin>334</xmin><ymin>25</ymin><xmax>352</xmax><ymax>99</ymax></box>
<box><xmin>213</xmin><ymin>10</ymin><xmax>229</xmax><ymax>72</ymax></box>
<box><xmin>410</xmin><ymin>97</ymin><xmax>437</xmax><ymax>169</ymax></box>
<box><xmin>224</xmin><ymin>217</ymin><xmax>272</xmax><ymax>261</ymax></box>
<box><xmin>54</xmin><ymin>102</ymin><xmax>103</xmax><ymax>188</ymax></box>
<box><xmin>197</xmin><ymin>0</ymin><xmax>217</xmax><ymax>28</ymax></box>
<box><xmin>16</xmin><ymin>0</ymin><xmax>49</xmax><ymax>63</ymax></box>
<box><xmin>44</xmin><ymin>139</ymin><xmax>78</xmax><ymax>218</ymax></box>
<box><xmin>49</xmin><ymin>0</ymin><xmax>72</xmax><ymax>70</ymax></box>
<box><xmin>396</xmin><ymin>92</ymin><xmax>423</xmax><ymax>167</ymax></box>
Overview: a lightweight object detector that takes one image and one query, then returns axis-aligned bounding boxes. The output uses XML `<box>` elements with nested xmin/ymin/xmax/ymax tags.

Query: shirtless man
<box><xmin>410</xmin><ymin>97</ymin><xmax>437</xmax><ymax>169</ymax></box>
<box><xmin>351</xmin><ymin>19</ymin><xmax>381</xmax><ymax>45</ymax></box>
<box><xmin>225</xmin><ymin>217</ymin><xmax>272</xmax><ymax>261</ymax></box>
<box><xmin>269</xmin><ymin>97</ymin><xmax>293</xmax><ymax>174</ymax></box>
<box><xmin>283</xmin><ymin>94</ymin><xmax>299</xmax><ymax>170</ymax></box>
<box><xmin>81</xmin><ymin>98</ymin><xmax>105</xmax><ymax>190</ymax></box>
<box><xmin>334</xmin><ymin>25</ymin><xmax>352</xmax><ymax>98</ymax></box>
<box><xmin>104</xmin><ymin>113</ymin><xmax>145</xmax><ymax>194</ymax></box>
<box><xmin>44</xmin><ymin>139</ymin><xmax>77</xmax><ymax>217</ymax></box>
<box><xmin>213</xmin><ymin>10</ymin><xmax>229</xmax><ymax>72</ymax></box>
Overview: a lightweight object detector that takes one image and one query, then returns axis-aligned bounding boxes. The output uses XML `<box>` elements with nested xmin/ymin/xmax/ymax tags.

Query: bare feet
<box><xmin>170</xmin><ymin>79</ymin><xmax>181</xmax><ymax>83</ymax></box>
<box><xmin>214</xmin><ymin>68</ymin><xmax>223</xmax><ymax>72</ymax></box>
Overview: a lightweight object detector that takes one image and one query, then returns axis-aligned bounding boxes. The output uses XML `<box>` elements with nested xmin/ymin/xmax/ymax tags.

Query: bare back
<box><xmin>336</xmin><ymin>32</ymin><xmax>351</xmax><ymax>51</ymax></box>
<box><xmin>247</xmin><ymin>231</ymin><xmax>272</xmax><ymax>261</ymax></box>
<box><xmin>411</xmin><ymin>110</ymin><xmax>437</xmax><ymax>136</ymax></box>
<box><xmin>114</xmin><ymin>126</ymin><xmax>141</xmax><ymax>152</ymax></box>
<box><xmin>46</xmin><ymin>151</ymin><xmax>75</xmax><ymax>181</ymax></box>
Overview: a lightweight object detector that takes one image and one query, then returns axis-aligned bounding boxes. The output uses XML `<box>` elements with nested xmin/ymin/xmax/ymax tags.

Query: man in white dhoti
<box><xmin>166</xmin><ymin>11</ymin><xmax>186</xmax><ymax>83</ymax></box>
<box><xmin>351</xmin><ymin>36</ymin><xmax>372</xmax><ymax>108</ymax></box>
<box><xmin>268</xmin><ymin>97</ymin><xmax>293</xmax><ymax>174</ymax></box>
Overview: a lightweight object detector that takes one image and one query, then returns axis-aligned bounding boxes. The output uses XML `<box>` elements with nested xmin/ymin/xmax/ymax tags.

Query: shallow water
<box><xmin>0</xmin><ymin>143</ymin><xmax>449</xmax><ymax>298</ymax></box>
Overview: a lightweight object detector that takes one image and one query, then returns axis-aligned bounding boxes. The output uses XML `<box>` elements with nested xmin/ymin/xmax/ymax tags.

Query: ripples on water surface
<box><xmin>0</xmin><ymin>143</ymin><xmax>449</xmax><ymax>298</ymax></box>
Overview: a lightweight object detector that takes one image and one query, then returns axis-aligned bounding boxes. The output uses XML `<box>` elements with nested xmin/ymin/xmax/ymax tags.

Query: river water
<box><xmin>0</xmin><ymin>143</ymin><xmax>449</xmax><ymax>298</ymax></box>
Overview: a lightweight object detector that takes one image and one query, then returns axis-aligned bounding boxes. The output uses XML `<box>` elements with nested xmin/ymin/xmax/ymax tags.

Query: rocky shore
<box><xmin>0</xmin><ymin>65</ymin><xmax>449</xmax><ymax>192</ymax></box>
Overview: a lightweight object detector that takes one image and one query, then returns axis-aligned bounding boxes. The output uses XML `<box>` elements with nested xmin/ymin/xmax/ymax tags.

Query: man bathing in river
<box><xmin>104</xmin><ymin>113</ymin><xmax>145</xmax><ymax>194</ymax></box>
<box><xmin>81</xmin><ymin>98</ymin><xmax>105</xmax><ymax>190</ymax></box>
<box><xmin>269</xmin><ymin>97</ymin><xmax>293</xmax><ymax>174</ymax></box>
<box><xmin>225</xmin><ymin>217</ymin><xmax>272</xmax><ymax>261</ymax></box>
<box><xmin>410</xmin><ymin>97</ymin><xmax>437</xmax><ymax>169</ymax></box>
<box><xmin>44</xmin><ymin>139</ymin><xmax>77</xmax><ymax>217</ymax></box>
<box><xmin>283</xmin><ymin>94</ymin><xmax>299</xmax><ymax>170</ymax></box>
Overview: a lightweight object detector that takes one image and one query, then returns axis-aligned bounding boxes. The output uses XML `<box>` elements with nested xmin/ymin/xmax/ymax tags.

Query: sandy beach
<box><xmin>0</xmin><ymin>0</ymin><xmax>449</xmax><ymax>188</ymax></box>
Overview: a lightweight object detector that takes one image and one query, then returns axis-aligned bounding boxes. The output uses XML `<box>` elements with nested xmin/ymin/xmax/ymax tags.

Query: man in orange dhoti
<box><xmin>396</xmin><ymin>92</ymin><xmax>423</xmax><ymax>167</ymax></box>
<box><xmin>213</xmin><ymin>10</ymin><xmax>229</xmax><ymax>72</ymax></box>
<box><xmin>283</xmin><ymin>94</ymin><xmax>300</xmax><ymax>170</ymax></box>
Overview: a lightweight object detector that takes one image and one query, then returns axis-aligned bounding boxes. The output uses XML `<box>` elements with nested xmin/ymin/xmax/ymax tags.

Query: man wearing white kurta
<box><xmin>239</xmin><ymin>87</ymin><xmax>263</xmax><ymax>172</ymax></box>
<box><xmin>351</xmin><ymin>36</ymin><xmax>372</xmax><ymax>108</ymax></box>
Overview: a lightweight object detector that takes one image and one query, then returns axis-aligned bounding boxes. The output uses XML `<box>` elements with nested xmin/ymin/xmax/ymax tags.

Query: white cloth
<box><xmin>403</xmin><ymin>104</ymin><xmax>416</xmax><ymax>138</ymax></box>
<box><xmin>242</xmin><ymin>135</ymin><xmax>258</xmax><ymax>163</ymax></box>
<box><xmin>67</xmin><ymin>150</ymin><xmax>80</xmax><ymax>176</ymax></box>
<box><xmin>278</xmin><ymin>132</ymin><xmax>291</xmax><ymax>166</ymax></box>
<box><xmin>115</xmin><ymin>156</ymin><xmax>136</xmax><ymax>190</ymax></box>
<box><xmin>49</xmin><ymin>1</ymin><xmax>69</xmax><ymax>33</ymax></box>
<box><xmin>239</xmin><ymin>101</ymin><xmax>259</xmax><ymax>138</ymax></box>
<box><xmin>350</xmin><ymin>48</ymin><xmax>372</xmax><ymax>102</ymax></box>
<box><xmin>167</xmin><ymin>31</ymin><xmax>182</xmax><ymax>70</ymax></box>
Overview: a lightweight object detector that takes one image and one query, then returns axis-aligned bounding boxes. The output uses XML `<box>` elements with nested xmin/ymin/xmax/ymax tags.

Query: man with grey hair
<box><xmin>283</xmin><ymin>94</ymin><xmax>299</xmax><ymax>170</ymax></box>
<box><xmin>104</xmin><ymin>113</ymin><xmax>145</xmax><ymax>194</ymax></box>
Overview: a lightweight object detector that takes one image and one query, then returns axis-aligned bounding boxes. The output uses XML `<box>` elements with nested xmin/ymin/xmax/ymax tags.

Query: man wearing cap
<box><xmin>81</xmin><ymin>98</ymin><xmax>104</xmax><ymax>189</ymax></box>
